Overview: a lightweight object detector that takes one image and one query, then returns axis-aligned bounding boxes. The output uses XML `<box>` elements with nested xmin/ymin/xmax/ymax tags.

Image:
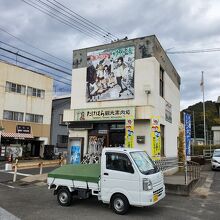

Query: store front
<box><xmin>0</xmin><ymin>132</ymin><xmax>44</xmax><ymax>160</ymax></box>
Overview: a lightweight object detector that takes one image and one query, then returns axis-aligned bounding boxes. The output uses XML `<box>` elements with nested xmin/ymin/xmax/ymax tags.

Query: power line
<box><xmin>167</xmin><ymin>48</ymin><xmax>220</xmax><ymax>54</ymax></box>
<box><xmin>21</xmin><ymin>0</ymin><xmax>107</xmax><ymax>43</ymax></box>
<box><xmin>38</xmin><ymin>0</ymin><xmax>114</xmax><ymax>42</ymax></box>
<box><xmin>0</xmin><ymin>54</ymin><xmax>71</xmax><ymax>86</ymax></box>
<box><xmin>0</xmin><ymin>46</ymin><xmax>71</xmax><ymax>76</ymax></box>
<box><xmin>0</xmin><ymin>26</ymin><xmax>71</xmax><ymax>65</ymax></box>
<box><xmin>45</xmin><ymin>0</ymin><xmax>118</xmax><ymax>41</ymax></box>
<box><xmin>0</xmin><ymin>40</ymin><xmax>71</xmax><ymax>71</ymax></box>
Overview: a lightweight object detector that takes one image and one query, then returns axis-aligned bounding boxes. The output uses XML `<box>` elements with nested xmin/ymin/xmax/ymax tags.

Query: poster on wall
<box><xmin>6</xmin><ymin>145</ymin><xmax>23</xmax><ymax>158</ymax></box>
<box><xmin>86</xmin><ymin>46</ymin><xmax>135</xmax><ymax>102</ymax></box>
<box><xmin>151</xmin><ymin>117</ymin><xmax>161</xmax><ymax>160</ymax></box>
<box><xmin>184</xmin><ymin>112</ymin><xmax>191</xmax><ymax>160</ymax></box>
<box><xmin>70</xmin><ymin>146</ymin><xmax>81</xmax><ymax>164</ymax></box>
<box><xmin>125</xmin><ymin>117</ymin><xmax>134</xmax><ymax>148</ymax></box>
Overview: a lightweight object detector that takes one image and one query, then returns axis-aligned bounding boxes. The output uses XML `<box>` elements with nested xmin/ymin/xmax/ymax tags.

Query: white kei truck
<box><xmin>47</xmin><ymin>148</ymin><xmax>165</xmax><ymax>215</ymax></box>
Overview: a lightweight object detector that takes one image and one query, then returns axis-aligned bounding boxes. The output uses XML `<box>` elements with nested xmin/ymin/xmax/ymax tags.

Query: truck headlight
<box><xmin>143</xmin><ymin>178</ymin><xmax>153</xmax><ymax>191</ymax></box>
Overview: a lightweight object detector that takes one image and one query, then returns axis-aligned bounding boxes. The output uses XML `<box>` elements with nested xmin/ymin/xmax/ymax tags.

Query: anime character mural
<box><xmin>86</xmin><ymin>46</ymin><xmax>135</xmax><ymax>102</ymax></box>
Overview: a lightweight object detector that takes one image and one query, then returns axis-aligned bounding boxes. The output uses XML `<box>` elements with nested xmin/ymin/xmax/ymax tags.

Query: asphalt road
<box><xmin>0</xmin><ymin>169</ymin><xmax>219</xmax><ymax>220</ymax></box>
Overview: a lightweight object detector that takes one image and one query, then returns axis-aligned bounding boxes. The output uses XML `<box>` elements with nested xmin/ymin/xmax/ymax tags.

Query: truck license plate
<box><xmin>153</xmin><ymin>194</ymin><xmax>158</xmax><ymax>202</ymax></box>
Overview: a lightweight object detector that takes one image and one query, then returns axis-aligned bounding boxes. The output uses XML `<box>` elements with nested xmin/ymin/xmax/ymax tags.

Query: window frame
<box><xmin>159</xmin><ymin>67</ymin><xmax>164</xmax><ymax>97</ymax></box>
<box><xmin>106</xmin><ymin>152</ymin><xmax>134</xmax><ymax>173</ymax></box>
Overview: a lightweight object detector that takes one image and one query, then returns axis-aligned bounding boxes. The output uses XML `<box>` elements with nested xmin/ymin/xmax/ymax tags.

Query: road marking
<box><xmin>0</xmin><ymin>183</ymin><xmax>15</xmax><ymax>189</ymax></box>
<box><xmin>6</xmin><ymin>172</ymin><xmax>33</xmax><ymax>177</ymax></box>
<box><xmin>0</xmin><ymin>207</ymin><xmax>20</xmax><ymax>220</ymax></box>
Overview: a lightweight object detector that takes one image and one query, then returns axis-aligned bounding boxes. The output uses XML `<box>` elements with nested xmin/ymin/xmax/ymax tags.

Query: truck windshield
<box><xmin>130</xmin><ymin>151</ymin><xmax>159</xmax><ymax>175</ymax></box>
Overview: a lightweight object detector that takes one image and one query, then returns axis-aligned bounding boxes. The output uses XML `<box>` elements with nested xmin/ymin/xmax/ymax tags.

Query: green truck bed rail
<box><xmin>48</xmin><ymin>163</ymin><xmax>101</xmax><ymax>183</ymax></box>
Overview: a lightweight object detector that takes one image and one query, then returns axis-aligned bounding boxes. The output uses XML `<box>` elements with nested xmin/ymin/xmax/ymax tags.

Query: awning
<box><xmin>1</xmin><ymin>132</ymin><xmax>34</xmax><ymax>139</ymax></box>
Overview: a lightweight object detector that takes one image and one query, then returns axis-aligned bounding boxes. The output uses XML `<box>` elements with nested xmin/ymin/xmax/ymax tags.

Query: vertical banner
<box><xmin>151</xmin><ymin>117</ymin><xmax>161</xmax><ymax>160</ymax></box>
<box><xmin>70</xmin><ymin>146</ymin><xmax>81</xmax><ymax>164</ymax></box>
<box><xmin>125</xmin><ymin>117</ymin><xmax>134</xmax><ymax>148</ymax></box>
<box><xmin>184</xmin><ymin>112</ymin><xmax>191</xmax><ymax>160</ymax></box>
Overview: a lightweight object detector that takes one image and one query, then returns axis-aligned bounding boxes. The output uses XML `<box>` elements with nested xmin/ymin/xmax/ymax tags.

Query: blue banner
<box><xmin>184</xmin><ymin>112</ymin><xmax>191</xmax><ymax>157</ymax></box>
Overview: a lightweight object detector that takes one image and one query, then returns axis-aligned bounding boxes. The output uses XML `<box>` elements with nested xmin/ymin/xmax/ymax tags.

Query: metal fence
<box><xmin>154</xmin><ymin>157</ymin><xmax>178</xmax><ymax>171</ymax></box>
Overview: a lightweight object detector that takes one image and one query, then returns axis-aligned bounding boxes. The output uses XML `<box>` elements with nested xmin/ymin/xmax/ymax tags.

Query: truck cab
<box><xmin>100</xmin><ymin>148</ymin><xmax>165</xmax><ymax>213</ymax></box>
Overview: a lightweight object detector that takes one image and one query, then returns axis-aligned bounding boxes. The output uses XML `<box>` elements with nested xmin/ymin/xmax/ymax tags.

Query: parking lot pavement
<box><xmin>0</xmin><ymin>170</ymin><xmax>219</xmax><ymax>220</ymax></box>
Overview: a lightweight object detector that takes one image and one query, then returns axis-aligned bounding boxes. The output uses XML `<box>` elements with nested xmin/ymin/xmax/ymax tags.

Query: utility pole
<box><xmin>201</xmin><ymin>71</ymin><xmax>206</xmax><ymax>145</ymax></box>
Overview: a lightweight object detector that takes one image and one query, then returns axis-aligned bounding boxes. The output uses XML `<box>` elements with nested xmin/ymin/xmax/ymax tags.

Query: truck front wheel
<box><xmin>57</xmin><ymin>187</ymin><xmax>72</xmax><ymax>206</ymax></box>
<box><xmin>111</xmin><ymin>194</ymin><xmax>129</xmax><ymax>215</ymax></box>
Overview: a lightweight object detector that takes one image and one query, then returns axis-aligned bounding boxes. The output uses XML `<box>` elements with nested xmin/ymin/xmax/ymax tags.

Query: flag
<box><xmin>200</xmin><ymin>71</ymin><xmax>204</xmax><ymax>92</ymax></box>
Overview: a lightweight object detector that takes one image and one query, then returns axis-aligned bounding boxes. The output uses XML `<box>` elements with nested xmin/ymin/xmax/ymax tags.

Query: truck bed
<box><xmin>48</xmin><ymin>163</ymin><xmax>101</xmax><ymax>183</ymax></box>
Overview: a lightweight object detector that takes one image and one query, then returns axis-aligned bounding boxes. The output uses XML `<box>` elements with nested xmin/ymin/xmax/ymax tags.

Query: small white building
<box><xmin>212</xmin><ymin>126</ymin><xmax>220</xmax><ymax>145</ymax></box>
<box><xmin>63</xmin><ymin>35</ymin><xmax>181</xmax><ymax>163</ymax></box>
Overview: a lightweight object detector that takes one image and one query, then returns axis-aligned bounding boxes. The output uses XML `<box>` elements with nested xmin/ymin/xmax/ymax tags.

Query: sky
<box><xmin>0</xmin><ymin>0</ymin><xmax>220</xmax><ymax>110</ymax></box>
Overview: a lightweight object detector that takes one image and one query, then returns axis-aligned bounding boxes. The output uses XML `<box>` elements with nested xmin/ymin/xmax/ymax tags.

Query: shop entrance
<box><xmin>88</xmin><ymin>122</ymin><xmax>125</xmax><ymax>154</ymax></box>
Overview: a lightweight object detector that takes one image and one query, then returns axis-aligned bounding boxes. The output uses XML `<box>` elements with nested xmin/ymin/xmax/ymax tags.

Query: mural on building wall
<box><xmin>86</xmin><ymin>46</ymin><xmax>135</xmax><ymax>102</ymax></box>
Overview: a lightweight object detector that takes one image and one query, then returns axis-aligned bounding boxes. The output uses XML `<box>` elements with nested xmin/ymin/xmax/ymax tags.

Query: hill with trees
<box><xmin>181</xmin><ymin>101</ymin><xmax>220</xmax><ymax>141</ymax></box>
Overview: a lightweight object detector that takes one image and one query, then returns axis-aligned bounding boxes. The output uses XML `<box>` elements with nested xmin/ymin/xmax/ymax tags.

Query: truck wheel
<box><xmin>111</xmin><ymin>194</ymin><xmax>129</xmax><ymax>215</ymax></box>
<box><xmin>57</xmin><ymin>187</ymin><xmax>72</xmax><ymax>206</ymax></box>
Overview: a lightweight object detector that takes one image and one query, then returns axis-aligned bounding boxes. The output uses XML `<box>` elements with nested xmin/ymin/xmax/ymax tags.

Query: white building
<box><xmin>63</xmin><ymin>35</ymin><xmax>181</xmax><ymax>163</ymax></box>
<box><xmin>0</xmin><ymin>61</ymin><xmax>53</xmax><ymax>159</ymax></box>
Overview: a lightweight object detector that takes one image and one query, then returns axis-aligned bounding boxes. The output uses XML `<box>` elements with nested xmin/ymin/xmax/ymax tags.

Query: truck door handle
<box><xmin>104</xmin><ymin>173</ymin><xmax>109</xmax><ymax>176</ymax></box>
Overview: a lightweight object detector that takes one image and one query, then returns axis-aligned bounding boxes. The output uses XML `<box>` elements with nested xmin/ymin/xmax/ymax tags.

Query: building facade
<box><xmin>50</xmin><ymin>95</ymin><xmax>70</xmax><ymax>154</ymax></box>
<box><xmin>63</xmin><ymin>35</ymin><xmax>181</xmax><ymax>163</ymax></box>
<box><xmin>0</xmin><ymin>61</ymin><xmax>53</xmax><ymax>160</ymax></box>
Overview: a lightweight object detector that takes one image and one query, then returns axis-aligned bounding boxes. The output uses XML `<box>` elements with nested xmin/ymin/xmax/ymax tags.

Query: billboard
<box><xmin>86</xmin><ymin>46</ymin><xmax>135</xmax><ymax>102</ymax></box>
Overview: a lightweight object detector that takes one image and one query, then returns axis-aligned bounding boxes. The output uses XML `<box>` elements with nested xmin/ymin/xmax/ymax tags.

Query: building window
<box><xmin>59</xmin><ymin>114</ymin><xmax>64</xmax><ymax>124</ymax></box>
<box><xmin>25</xmin><ymin>113</ymin><xmax>43</xmax><ymax>123</ymax></box>
<box><xmin>3</xmin><ymin>110</ymin><xmax>23</xmax><ymax>121</ymax></box>
<box><xmin>57</xmin><ymin>135</ymin><xmax>68</xmax><ymax>144</ymax></box>
<box><xmin>27</xmin><ymin>87</ymin><xmax>45</xmax><ymax>98</ymax></box>
<box><xmin>160</xmin><ymin>124</ymin><xmax>165</xmax><ymax>157</ymax></box>
<box><xmin>5</xmin><ymin>81</ymin><xmax>26</xmax><ymax>94</ymax></box>
<box><xmin>160</xmin><ymin>67</ymin><xmax>164</xmax><ymax>97</ymax></box>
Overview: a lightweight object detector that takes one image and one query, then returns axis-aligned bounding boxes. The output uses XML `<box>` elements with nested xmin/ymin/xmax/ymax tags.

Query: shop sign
<box><xmin>16</xmin><ymin>125</ymin><xmax>31</xmax><ymax>134</ymax></box>
<box><xmin>75</xmin><ymin>107</ymin><xmax>135</xmax><ymax>121</ymax></box>
<box><xmin>125</xmin><ymin>117</ymin><xmax>134</xmax><ymax>148</ymax></box>
<box><xmin>151</xmin><ymin>117</ymin><xmax>161</xmax><ymax>160</ymax></box>
<box><xmin>165</xmin><ymin>101</ymin><xmax>172</xmax><ymax>123</ymax></box>
<box><xmin>137</xmin><ymin>136</ymin><xmax>145</xmax><ymax>144</ymax></box>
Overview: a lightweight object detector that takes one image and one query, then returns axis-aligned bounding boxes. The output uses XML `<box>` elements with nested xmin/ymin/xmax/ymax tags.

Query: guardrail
<box><xmin>178</xmin><ymin>161</ymin><xmax>200</xmax><ymax>185</ymax></box>
<box><xmin>12</xmin><ymin>157</ymin><xmax>65</xmax><ymax>182</ymax></box>
<box><xmin>154</xmin><ymin>157</ymin><xmax>178</xmax><ymax>171</ymax></box>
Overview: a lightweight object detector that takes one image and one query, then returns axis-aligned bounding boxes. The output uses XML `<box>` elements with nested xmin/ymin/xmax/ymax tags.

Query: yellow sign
<box><xmin>151</xmin><ymin>117</ymin><xmax>161</xmax><ymax>160</ymax></box>
<box><xmin>125</xmin><ymin>117</ymin><xmax>134</xmax><ymax>148</ymax></box>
